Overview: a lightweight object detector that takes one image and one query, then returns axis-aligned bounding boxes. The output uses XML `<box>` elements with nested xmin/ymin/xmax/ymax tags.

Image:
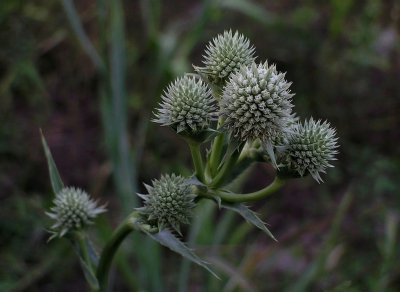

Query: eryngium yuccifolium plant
<box><xmin>284</xmin><ymin>118</ymin><xmax>339</xmax><ymax>182</ymax></box>
<box><xmin>46</xmin><ymin>187</ymin><xmax>106</xmax><ymax>239</ymax></box>
<box><xmin>153</xmin><ymin>75</ymin><xmax>216</xmax><ymax>133</ymax></box>
<box><xmin>137</xmin><ymin>174</ymin><xmax>196</xmax><ymax>233</ymax></box>
<box><xmin>194</xmin><ymin>30</ymin><xmax>255</xmax><ymax>86</ymax></box>
<box><xmin>221</xmin><ymin>62</ymin><xmax>294</xmax><ymax>164</ymax></box>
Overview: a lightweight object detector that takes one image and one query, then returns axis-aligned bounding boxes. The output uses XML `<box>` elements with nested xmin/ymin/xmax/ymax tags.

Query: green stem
<box><xmin>188</xmin><ymin>142</ymin><xmax>205</xmax><ymax>182</ymax></box>
<box><xmin>209</xmin><ymin>143</ymin><xmax>244</xmax><ymax>189</ymax></box>
<box><xmin>209</xmin><ymin>177</ymin><xmax>284</xmax><ymax>203</ymax></box>
<box><xmin>96</xmin><ymin>218</ymin><xmax>136</xmax><ymax>291</ymax></box>
<box><xmin>209</xmin><ymin>118</ymin><xmax>225</xmax><ymax>177</ymax></box>
<box><xmin>74</xmin><ymin>231</ymin><xmax>93</xmax><ymax>269</ymax></box>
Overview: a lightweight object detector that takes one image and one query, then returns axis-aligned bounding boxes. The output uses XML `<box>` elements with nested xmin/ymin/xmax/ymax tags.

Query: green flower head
<box><xmin>153</xmin><ymin>75</ymin><xmax>216</xmax><ymax>134</ymax></box>
<box><xmin>137</xmin><ymin>174</ymin><xmax>196</xmax><ymax>234</ymax></box>
<box><xmin>46</xmin><ymin>187</ymin><xmax>106</xmax><ymax>239</ymax></box>
<box><xmin>285</xmin><ymin>118</ymin><xmax>339</xmax><ymax>182</ymax></box>
<box><xmin>221</xmin><ymin>61</ymin><xmax>295</xmax><ymax>165</ymax></box>
<box><xmin>194</xmin><ymin>30</ymin><xmax>255</xmax><ymax>86</ymax></box>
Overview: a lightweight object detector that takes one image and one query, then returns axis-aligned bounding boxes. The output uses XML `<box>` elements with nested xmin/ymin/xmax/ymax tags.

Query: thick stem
<box><xmin>209</xmin><ymin>143</ymin><xmax>244</xmax><ymax>189</ymax></box>
<box><xmin>208</xmin><ymin>117</ymin><xmax>225</xmax><ymax>177</ymax></box>
<box><xmin>188</xmin><ymin>142</ymin><xmax>205</xmax><ymax>182</ymax></box>
<box><xmin>209</xmin><ymin>177</ymin><xmax>284</xmax><ymax>203</ymax></box>
<box><xmin>96</xmin><ymin>218</ymin><xmax>136</xmax><ymax>291</ymax></box>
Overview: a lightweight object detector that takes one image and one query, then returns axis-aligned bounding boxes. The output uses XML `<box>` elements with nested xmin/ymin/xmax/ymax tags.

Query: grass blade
<box><xmin>61</xmin><ymin>0</ymin><xmax>103</xmax><ymax>69</ymax></box>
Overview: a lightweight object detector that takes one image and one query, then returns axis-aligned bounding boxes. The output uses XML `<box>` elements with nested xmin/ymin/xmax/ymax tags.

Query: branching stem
<box><xmin>207</xmin><ymin>177</ymin><xmax>284</xmax><ymax>203</ymax></box>
<box><xmin>208</xmin><ymin>117</ymin><xmax>225</xmax><ymax>177</ymax></box>
<box><xmin>96</xmin><ymin>216</ymin><xmax>137</xmax><ymax>291</ymax></box>
<box><xmin>188</xmin><ymin>142</ymin><xmax>205</xmax><ymax>182</ymax></box>
<box><xmin>209</xmin><ymin>143</ymin><xmax>244</xmax><ymax>188</ymax></box>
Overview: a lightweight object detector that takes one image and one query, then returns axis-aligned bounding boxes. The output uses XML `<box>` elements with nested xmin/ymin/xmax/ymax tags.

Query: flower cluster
<box><xmin>137</xmin><ymin>174</ymin><xmax>196</xmax><ymax>233</ymax></box>
<box><xmin>153</xmin><ymin>75</ymin><xmax>217</xmax><ymax>134</ymax></box>
<box><xmin>46</xmin><ymin>187</ymin><xmax>106</xmax><ymax>239</ymax></box>
<box><xmin>284</xmin><ymin>118</ymin><xmax>339</xmax><ymax>182</ymax></box>
<box><xmin>154</xmin><ymin>31</ymin><xmax>338</xmax><ymax>181</ymax></box>
<box><xmin>194</xmin><ymin>30</ymin><xmax>255</xmax><ymax>86</ymax></box>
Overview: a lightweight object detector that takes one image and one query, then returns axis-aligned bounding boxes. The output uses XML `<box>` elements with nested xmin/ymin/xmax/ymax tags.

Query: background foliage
<box><xmin>0</xmin><ymin>0</ymin><xmax>399</xmax><ymax>291</ymax></box>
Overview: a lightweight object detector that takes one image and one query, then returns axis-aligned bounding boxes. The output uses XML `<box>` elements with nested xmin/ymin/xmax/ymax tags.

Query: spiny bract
<box><xmin>194</xmin><ymin>30</ymin><xmax>255</xmax><ymax>86</ymax></box>
<box><xmin>153</xmin><ymin>75</ymin><xmax>216</xmax><ymax>133</ymax></box>
<box><xmin>221</xmin><ymin>61</ymin><xmax>295</xmax><ymax>165</ymax></box>
<box><xmin>137</xmin><ymin>174</ymin><xmax>196</xmax><ymax>234</ymax></box>
<box><xmin>46</xmin><ymin>187</ymin><xmax>106</xmax><ymax>239</ymax></box>
<box><xmin>285</xmin><ymin>118</ymin><xmax>339</xmax><ymax>182</ymax></box>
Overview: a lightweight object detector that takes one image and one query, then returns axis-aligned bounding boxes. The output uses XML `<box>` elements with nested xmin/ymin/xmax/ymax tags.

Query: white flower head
<box><xmin>46</xmin><ymin>187</ymin><xmax>106</xmax><ymax>239</ymax></box>
<box><xmin>221</xmin><ymin>61</ymin><xmax>295</xmax><ymax>165</ymax></box>
<box><xmin>285</xmin><ymin>118</ymin><xmax>339</xmax><ymax>182</ymax></box>
<box><xmin>153</xmin><ymin>75</ymin><xmax>217</xmax><ymax>133</ymax></box>
<box><xmin>136</xmin><ymin>174</ymin><xmax>196</xmax><ymax>234</ymax></box>
<box><xmin>194</xmin><ymin>30</ymin><xmax>256</xmax><ymax>86</ymax></box>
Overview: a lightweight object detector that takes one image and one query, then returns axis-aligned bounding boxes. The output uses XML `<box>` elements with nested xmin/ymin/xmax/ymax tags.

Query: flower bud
<box><xmin>46</xmin><ymin>187</ymin><xmax>106</xmax><ymax>239</ymax></box>
<box><xmin>221</xmin><ymin>61</ymin><xmax>295</xmax><ymax>165</ymax></box>
<box><xmin>153</xmin><ymin>75</ymin><xmax>216</xmax><ymax>134</ymax></box>
<box><xmin>285</xmin><ymin>118</ymin><xmax>339</xmax><ymax>182</ymax></box>
<box><xmin>137</xmin><ymin>174</ymin><xmax>196</xmax><ymax>234</ymax></box>
<box><xmin>194</xmin><ymin>30</ymin><xmax>255</xmax><ymax>86</ymax></box>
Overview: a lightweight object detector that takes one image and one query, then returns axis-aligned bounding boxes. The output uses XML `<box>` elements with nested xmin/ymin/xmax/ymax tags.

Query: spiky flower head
<box><xmin>137</xmin><ymin>174</ymin><xmax>196</xmax><ymax>234</ymax></box>
<box><xmin>194</xmin><ymin>30</ymin><xmax>255</xmax><ymax>86</ymax></box>
<box><xmin>284</xmin><ymin>118</ymin><xmax>339</xmax><ymax>182</ymax></box>
<box><xmin>221</xmin><ymin>61</ymin><xmax>295</xmax><ymax>165</ymax></box>
<box><xmin>153</xmin><ymin>75</ymin><xmax>216</xmax><ymax>134</ymax></box>
<box><xmin>46</xmin><ymin>187</ymin><xmax>106</xmax><ymax>239</ymax></box>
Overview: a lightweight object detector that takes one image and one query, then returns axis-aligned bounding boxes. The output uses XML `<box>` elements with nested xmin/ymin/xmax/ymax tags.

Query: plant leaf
<box><xmin>70</xmin><ymin>240</ymin><xmax>99</xmax><ymax>290</ymax></box>
<box><xmin>40</xmin><ymin>130</ymin><xmax>64</xmax><ymax>194</ymax></box>
<box><xmin>143</xmin><ymin>229</ymin><xmax>219</xmax><ymax>278</ymax></box>
<box><xmin>220</xmin><ymin>202</ymin><xmax>277</xmax><ymax>241</ymax></box>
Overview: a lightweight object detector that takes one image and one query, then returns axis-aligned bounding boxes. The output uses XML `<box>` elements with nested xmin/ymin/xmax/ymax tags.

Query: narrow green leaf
<box><xmin>70</xmin><ymin>240</ymin><xmax>100</xmax><ymax>290</ymax></box>
<box><xmin>79</xmin><ymin>258</ymin><xmax>100</xmax><ymax>290</ymax></box>
<box><xmin>220</xmin><ymin>203</ymin><xmax>277</xmax><ymax>241</ymax></box>
<box><xmin>84</xmin><ymin>237</ymin><xmax>99</xmax><ymax>267</ymax></box>
<box><xmin>219</xmin><ymin>0</ymin><xmax>276</xmax><ymax>26</ymax></box>
<box><xmin>108</xmin><ymin>0</ymin><xmax>138</xmax><ymax>212</ymax></box>
<box><xmin>61</xmin><ymin>0</ymin><xmax>103</xmax><ymax>69</ymax></box>
<box><xmin>144</xmin><ymin>229</ymin><xmax>219</xmax><ymax>278</ymax></box>
<box><xmin>40</xmin><ymin>130</ymin><xmax>64</xmax><ymax>194</ymax></box>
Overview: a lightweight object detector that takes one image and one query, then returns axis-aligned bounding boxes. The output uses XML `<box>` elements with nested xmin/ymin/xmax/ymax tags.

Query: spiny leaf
<box><xmin>70</xmin><ymin>237</ymin><xmax>99</xmax><ymax>290</ymax></box>
<box><xmin>220</xmin><ymin>202</ymin><xmax>277</xmax><ymax>241</ymax></box>
<box><xmin>40</xmin><ymin>129</ymin><xmax>64</xmax><ymax>194</ymax></box>
<box><xmin>143</xmin><ymin>229</ymin><xmax>219</xmax><ymax>278</ymax></box>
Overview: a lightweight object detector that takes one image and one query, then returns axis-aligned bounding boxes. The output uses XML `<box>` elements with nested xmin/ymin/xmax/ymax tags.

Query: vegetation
<box><xmin>1</xmin><ymin>0</ymin><xmax>399</xmax><ymax>291</ymax></box>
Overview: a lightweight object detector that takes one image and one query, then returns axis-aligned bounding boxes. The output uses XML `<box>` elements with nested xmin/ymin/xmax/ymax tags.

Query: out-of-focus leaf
<box><xmin>71</xmin><ymin>244</ymin><xmax>99</xmax><ymax>290</ymax></box>
<box><xmin>40</xmin><ymin>130</ymin><xmax>64</xmax><ymax>194</ymax></box>
<box><xmin>61</xmin><ymin>0</ymin><xmax>103</xmax><ymax>69</ymax></box>
<box><xmin>108</xmin><ymin>0</ymin><xmax>138</xmax><ymax>211</ymax></box>
<box><xmin>144</xmin><ymin>229</ymin><xmax>219</xmax><ymax>278</ymax></box>
<box><xmin>220</xmin><ymin>202</ymin><xmax>277</xmax><ymax>241</ymax></box>
<box><xmin>219</xmin><ymin>0</ymin><xmax>276</xmax><ymax>26</ymax></box>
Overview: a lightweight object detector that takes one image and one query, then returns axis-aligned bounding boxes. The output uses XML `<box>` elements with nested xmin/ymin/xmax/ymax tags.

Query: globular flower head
<box><xmin>221</xmin><ymin>61</ymin><xmax>295</xmax><ymax>165</ymax></box>
<box><xmin>285</xmin><ymin>118</ymin><xmax>339</xmax><ymax>182</ymax></box>
<box><xmin>194</xmin><ymin>30</ymin><xmax>255</xmax><ymax>86</ymax></box>
<box><xmin>153</xmin><ymin>75</ymin><xmax>216</xmax><ymax>134</ymax></box>
<box><xmin>137</xmin><ymin>174</ymin><xmax>196</xmax><ymax>234</ymax></box>
<box><xmin>46</xmin><ymin>187</ymin><xmax>106</xmax><ymax>239</ymax></box>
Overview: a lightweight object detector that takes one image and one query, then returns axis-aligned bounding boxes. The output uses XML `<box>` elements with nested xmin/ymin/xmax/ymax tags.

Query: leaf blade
<box><xmin>220</xmin><ymin>203</ymin><xmax>277</xmax><ymax>241</ymax></box>
<box><xmin>143</xmin><ymin>229</ymin><xmax>219</xmax><ymax>278</ymax></box>
<box><xmin>40</xmin><ymin>130</ymin><xmax>64</xmax><ymax>194</ymax></box>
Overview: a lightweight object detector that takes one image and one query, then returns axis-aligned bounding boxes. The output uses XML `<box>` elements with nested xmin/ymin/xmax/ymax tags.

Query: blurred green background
<box><xmin>1</xmin><ymin>0</ymin><xmax>399</xmax><ymax>291</ymax></box>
